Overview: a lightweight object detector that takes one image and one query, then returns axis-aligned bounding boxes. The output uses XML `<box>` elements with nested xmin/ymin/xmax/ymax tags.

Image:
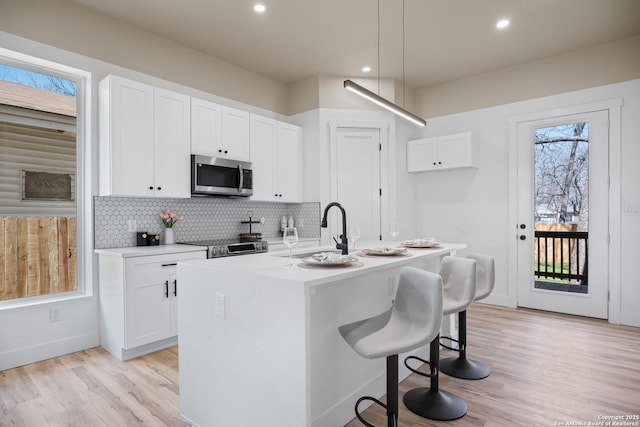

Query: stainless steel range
<box><xmin>179</xmin><ymin>238</ymin><xmax>268</xmax><ymax>258</ymax></box>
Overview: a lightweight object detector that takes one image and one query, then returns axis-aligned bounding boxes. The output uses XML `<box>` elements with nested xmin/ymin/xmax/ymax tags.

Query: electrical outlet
<box><xmin>127</xmin><ymin>219</ymin><xmax>137</xmax><ymax>232</ymax></box>
<box><xmin>216</xmin><ymin>292</ymin><xmax>225</xmax><ymax>319</ymax></box>
<box><xmin>49</xmin><ymin>307</ymin><xmax>61</xmax><ymax>322</ymax></box>
<box><xmin>624</xmin><ymin>204</ymin><xmax>640</xmax><ymax>216</ymax></box>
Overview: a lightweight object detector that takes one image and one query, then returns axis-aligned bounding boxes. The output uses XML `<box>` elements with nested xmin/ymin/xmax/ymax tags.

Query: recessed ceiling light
<box><xmin>254</xmin><ymin>4</ymin><xmax>266</xmax><ymax>13</ymax></box>
<box><xmin>362</xmin><ymin>66</ymin><xmax>371</xmax><ymax>73</ymax></box>
<box><xmin>496</xmin><ymin>19</ymin><xmax>510</xmax><ymax>29</ymax></box>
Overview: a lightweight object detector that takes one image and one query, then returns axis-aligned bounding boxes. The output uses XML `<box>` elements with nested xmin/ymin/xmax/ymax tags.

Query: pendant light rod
<box><xmin>344</xmin><ymin>79</ymin><xmax>426</xmax><ymax>127</ymax></box>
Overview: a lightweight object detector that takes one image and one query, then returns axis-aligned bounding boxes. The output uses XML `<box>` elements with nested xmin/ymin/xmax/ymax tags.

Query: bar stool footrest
<box><xmin>355</xmin><ymin>395</ymin><xmax>388</xmax><ymax>427</ymax></box>
<box><xmin>439</xmin><ymin>335</ymin><xmax>460</xmax><ymax>352</ymax></box>
<box><xmin>403</xmin><ymin>355</ymin><xmax>432</xmax><ymax>378</ymax></box>
<box><xmin>439</xmin><ymin>356</ymin><xmax>490</xmax><ymax>380</ymax></box>
<box><xmin>403</xmin><ymin>387</ymin><xmax>467</xmax><ymax>421</ymax></box>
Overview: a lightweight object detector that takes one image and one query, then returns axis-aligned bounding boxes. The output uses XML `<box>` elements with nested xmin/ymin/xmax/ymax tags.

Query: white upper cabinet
<box><xmin>249</xmin><ymin>115</ymin><xmax>277</xmax><ymax>200</ymax></box>
<box><xmin>250</xmin><ymin>114</ymin><xmax>302</xmax><ymax>202</ymax></box>
<box><xmin>191</xmin><ymin>99</ymin><xmax>251</xmax><ymax>162</ymax></box>
<box><xmin>276</xmin><ymin>122</ymin><xmax>302</xmax><ymax>202</ymax></box>
<box><xmin>407</xmin><ymin>132</ymin><xmax>476</xmax><ymax>172</ymax></box>
<box><xmin>190</xmin><ymin>98</ymin><xmax>222</xmax><ymax>157</ymax></box>
<box><xmin>99</xmin><ymin>75</ymin><xmax>191</xmax><ymax>198</ymax></box>
<box><xmin>221</xmin><ymin>106</ymin><xmax>251</xmax><ymax>161</ymax></box>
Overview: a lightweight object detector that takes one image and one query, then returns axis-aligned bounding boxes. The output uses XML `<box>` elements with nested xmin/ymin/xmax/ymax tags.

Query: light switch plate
<box><xmin>216</xmin><ymin>292</ymin><xmax>225</xmax><ymax>319</ymax></box>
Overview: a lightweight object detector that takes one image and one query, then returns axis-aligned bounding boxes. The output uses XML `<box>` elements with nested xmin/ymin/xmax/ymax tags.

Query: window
<box><xmin>0</xmin><ymin>55</ymin><xmax>88</xmax><ymax>304</ymax></box>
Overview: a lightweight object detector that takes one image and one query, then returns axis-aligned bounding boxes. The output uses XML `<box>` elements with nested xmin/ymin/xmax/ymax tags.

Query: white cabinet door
<box><xmin>125</xmin><ymin>261</ymin><xmax>173</xmax><ymax>349</ymax></box>
<box><xmin>99</xmin><ymin>75</ymin><xmax>191</xmax><ymax>197</ymax></box>
<box><xmin>276</xmin><ymin>122</ymin><xmax>302</xmax><ymax>203</ymax></box>
<box><xmin>250</xmin><ymin>116</ymin><xmax>302</xmax><ymax>202</ymax></box>
<box><xmin>154</xmin><ymin>88</ymin><xmax>191</xmax><ymax>198</ymax></box>
<box><xmin>437</xmin><ymin>132</ymin><xmax>474</xmax><ymax>169</ymax></box>
<box><xmin>168</xmin><ymin>272</ymin><xmax>178</xmax><ymax>336</ymax></box>
<box><xmin>407</xmin><ymin>132</ymin><xmax>475</xmax><ymax>172</ymax></box>
<box><xmin>99</xmin><ymin>76</ymin><xmax>155</xmax><ymax>196</ymax></box>
<box><xmin>191</xmin><ymin>97</ymin><xmax>223</xmax><ymax>157</ymax></box>
<box><xmin>407</xmin><ymin>137</ymin><xmax>438</xmax><ymax>172</ymax></box>
<box><xmin>121</xmin><ymin>252</ymin><xmax>205</xmax><ymax>350</ymax></box>
<box><xmin>250</xmin><ymin>114</ymin><xmax>277</xmax><ymax>201</ymax></box>
<box><xmin>222</xmin><ymin>106</ymin><xmax>251</xmax><ymax>161</ymax></box>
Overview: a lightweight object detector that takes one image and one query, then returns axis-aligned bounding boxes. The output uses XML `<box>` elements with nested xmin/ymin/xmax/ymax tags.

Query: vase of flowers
<box><xmin>160</xmin><ymin>210</ymin><xmax>184</xmax><ymax>245</ymax></box>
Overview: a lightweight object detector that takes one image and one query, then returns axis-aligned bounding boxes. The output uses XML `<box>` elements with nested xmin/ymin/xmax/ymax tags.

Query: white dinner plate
<box><xmin>301</xmin><ymin>255</ymin><xmax>358</xmax><ymax>266</ymax></box>
<box><xmin>400</xmin><ymin>240</ymin><xmax>441</xmax><ymax>248</ymax></box>
<box><xmin>361</xmin><ymin>247</ymin><xmax>407</xmax><ymax>256</ymax></box>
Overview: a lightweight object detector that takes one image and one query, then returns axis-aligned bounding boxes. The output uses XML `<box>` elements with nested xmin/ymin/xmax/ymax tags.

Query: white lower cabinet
<box><xmin>98</xmin><ymin>250</ymin><xmax>206</xmax><ymax>360</ymax></box>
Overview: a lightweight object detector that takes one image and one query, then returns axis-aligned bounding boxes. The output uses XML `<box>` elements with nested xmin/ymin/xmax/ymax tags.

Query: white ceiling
<box><xmin>65</xmin><ymin>0</ymin><xmax>640</xmax><ymax>89</ymax></box>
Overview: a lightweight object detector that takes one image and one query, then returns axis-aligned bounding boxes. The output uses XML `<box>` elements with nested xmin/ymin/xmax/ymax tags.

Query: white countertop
<box><xmin>94</xmin><ymin>244</ymin><xmax>207</xmax><ymax>258</ymax></box>
<box><xmin>180</xmin><ymin>241</ymin><xmax>466</xmax><ymax>287</ymax></box>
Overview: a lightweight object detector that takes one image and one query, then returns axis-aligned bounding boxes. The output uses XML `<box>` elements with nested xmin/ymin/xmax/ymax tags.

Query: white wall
<box><xmin>0</xmin><ymin>30</ymin><xmax>293</xmax><ymax>371</ymax></box>
<box><xmin>293</xmin><ymin>107</ymin><xmax>422</xmax><ymax>246</ymax></box>
<box><xmin>411</xmin><ymin>79</ymin><xmax>640</xmax><ymax>327</ymax></box>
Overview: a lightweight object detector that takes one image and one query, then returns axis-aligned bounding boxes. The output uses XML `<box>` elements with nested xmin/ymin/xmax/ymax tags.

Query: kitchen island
<box><xmin>177</xmin><ymin>243</ymin><xmax>465</xmax><ymax>427</ymax></box>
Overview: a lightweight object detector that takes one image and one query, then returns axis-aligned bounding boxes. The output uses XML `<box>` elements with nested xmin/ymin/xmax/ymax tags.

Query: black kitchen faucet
<box><xmin>321</xmin><ymin>202</ymin><xmax>349</xmax><ymax>255</ymax></box>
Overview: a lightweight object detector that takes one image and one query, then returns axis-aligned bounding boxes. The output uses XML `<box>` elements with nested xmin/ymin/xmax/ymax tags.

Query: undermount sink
<box><xmin>271</xmin><ymin>247</ymin><xmax>341</xmax><ymax>259</ymax></box>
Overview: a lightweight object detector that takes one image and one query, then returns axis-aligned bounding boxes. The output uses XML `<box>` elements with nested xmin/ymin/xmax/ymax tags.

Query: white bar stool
<box><xmin>440</xmin><ymin>253</ymin><xmax>496</xmax><ymax>380</ymax></box>
<box><xmin>403</xmin><ymin>256</ymin><xmax>476</xmax><ymax>421</ymax></box>
<box><xmin>339</xmin><ymin>267</ymin><xmax>443</xmax><ymax>427</ymax></box>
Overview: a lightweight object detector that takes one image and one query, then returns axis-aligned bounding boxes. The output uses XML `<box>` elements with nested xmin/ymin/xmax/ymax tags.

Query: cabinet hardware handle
<box><xmin>161</xmin><ymin>263</ymin><xmax>178</xmax><ymax>267</ymax></box>
<box><xmin>519</xmin><ymin>235</ymin><xmax>526</xmax><ymax>240</ymax></box>
<box><xmin>224</xmin><ymin>150</ymin><xmax>228</xmax><ymax>154</ymax></box>
<box><xmin>218</xmin><ymin>149</ymin><xmax>222</xmax><ymax>153</ymax></box>
<box><xmin>164</xmin><ymin>280</ymin><xmax>169</xmax><ymax>298</ymax></box>
<box><xmin>519</xmin><ymin>224</ymin><xmax>526</xmax><ymax>229</ymax></box>
<box><xmin>149</xmin><ymin>186</ymin><xmax>154</xmax><ymax>190</ymax></box>
<box><xmin>157</xmin><ymin>186</ymin><xmax>162</xmax><ymax>190</ymax></box>
<box><xmin>173</xmin><ymin>280</ymin><xmax>177</xmax><ymax>296</ymax></box>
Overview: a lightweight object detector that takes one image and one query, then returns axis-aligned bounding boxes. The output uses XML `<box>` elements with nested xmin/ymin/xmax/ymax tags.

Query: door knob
<box><xmin>519</xmin><ymin>224</ymin><xmax>526</xmax><ymax>229</ymax></box>
<box><xmin>519</xmin><ymin>235</ymin><xmax>526</xmax><ymax>240</ymax></box>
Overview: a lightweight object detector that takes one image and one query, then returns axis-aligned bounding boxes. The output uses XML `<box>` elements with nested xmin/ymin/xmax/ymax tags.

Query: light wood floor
<box><xmin>1</xmin><ymin>304</ymin><xmax>639</xmax><ymax>426</ymax></box>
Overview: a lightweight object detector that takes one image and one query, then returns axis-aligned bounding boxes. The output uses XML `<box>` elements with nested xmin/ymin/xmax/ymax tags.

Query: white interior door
<box><xmin>334</xmin><ymin>127</ymin><xmax>381</xmax><ymax>243</ymax></box>
<box><xmin>516</xmin><ymin>110</ymin><xmax>609</xmax><ymax>318</ymax></box>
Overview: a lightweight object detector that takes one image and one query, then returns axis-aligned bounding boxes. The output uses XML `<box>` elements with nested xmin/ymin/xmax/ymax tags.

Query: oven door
<box><xmin>191</xmin><ymin>155</ymin><xmax>253</xmax><ymax>197</ymax></box>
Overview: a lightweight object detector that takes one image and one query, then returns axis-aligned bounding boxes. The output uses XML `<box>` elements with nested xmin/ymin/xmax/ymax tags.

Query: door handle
<box><xmin>519</xmin><ymin>224</ymin><xmax>526</xmax><ymax>229</ymax></box>
<box><xmin>173</xmin><ymin>280</ymin><xmax>177</xmax><ymax>297</ymax></box>
<box><xmin>238</xmin><ymin>164</ymin><xmax>244</xmax><ymax>193</ymax></box>
<box><xmin>164</xmin><ymin>280</ymin><xmax>169</xmax><ymax>298</ymax></box>
<box><xmin>519</xmin><ymin>235</ymin><xmax>526</xmax><ymax>240</ymax></box>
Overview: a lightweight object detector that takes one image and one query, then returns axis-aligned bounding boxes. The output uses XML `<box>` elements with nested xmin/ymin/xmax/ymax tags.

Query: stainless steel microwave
<box><xmin>191</xmin><ymin>155</ymin><xmax>253</xmax><ymax>197</ymax></box>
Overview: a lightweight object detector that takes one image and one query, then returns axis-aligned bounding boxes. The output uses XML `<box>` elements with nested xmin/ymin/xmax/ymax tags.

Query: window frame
<box><xmin>0</xmin><ymin>48</ymin><xmax>92</xmax><ymax>308</ymax></box>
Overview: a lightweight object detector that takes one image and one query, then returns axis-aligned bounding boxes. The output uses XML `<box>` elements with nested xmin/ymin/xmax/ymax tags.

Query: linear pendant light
<box><xmin>344</xmin><ymin>0</ymin><xmax>426</xmax><ymax>127</ymax></box>
<box><xmin>344</xmin><ymin>79</ymin><xmax>426</xmax><ymax>127</ymax></box>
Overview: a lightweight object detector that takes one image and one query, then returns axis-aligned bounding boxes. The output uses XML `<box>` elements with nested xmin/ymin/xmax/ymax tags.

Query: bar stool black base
<box><xmin>403</xmin><ymin>388</ymin><xmax>467</xmax><ymax>421</ymax></box>
<box><xmin>440</xmin><ymin>357</ymin><xmax>490</xmax><ymax>380</ymax></box>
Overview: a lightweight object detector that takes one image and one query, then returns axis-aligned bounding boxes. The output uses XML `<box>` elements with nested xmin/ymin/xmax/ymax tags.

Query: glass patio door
<box><xmin>516</xmin><ymin>110</ymin><xmax>609</xmax><ymax>319</ymax></box>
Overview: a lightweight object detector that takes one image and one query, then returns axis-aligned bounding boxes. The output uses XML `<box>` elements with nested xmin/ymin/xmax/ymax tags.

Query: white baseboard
<box><xmin>0</xmin><ymin>332</ymin><xmax>99</xmax><ymax>371</ymax></box>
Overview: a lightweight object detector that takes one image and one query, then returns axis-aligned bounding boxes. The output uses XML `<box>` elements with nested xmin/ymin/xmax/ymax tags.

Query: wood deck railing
<box><xmin>0</xmin><ymin>216</ymin><xmax>76</xmax><ymax>301</ymax></box>
<box><xmin>534</xmin><ymin>230</ymin><xmax>588</xmax><ymax>285</ymax></box>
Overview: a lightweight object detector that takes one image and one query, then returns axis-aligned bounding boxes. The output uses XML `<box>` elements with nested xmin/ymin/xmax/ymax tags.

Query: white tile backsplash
<box><xmin>94</xmin><ymin>196</ymin><xmax>320</xmax><ymax>249</ymax></box>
